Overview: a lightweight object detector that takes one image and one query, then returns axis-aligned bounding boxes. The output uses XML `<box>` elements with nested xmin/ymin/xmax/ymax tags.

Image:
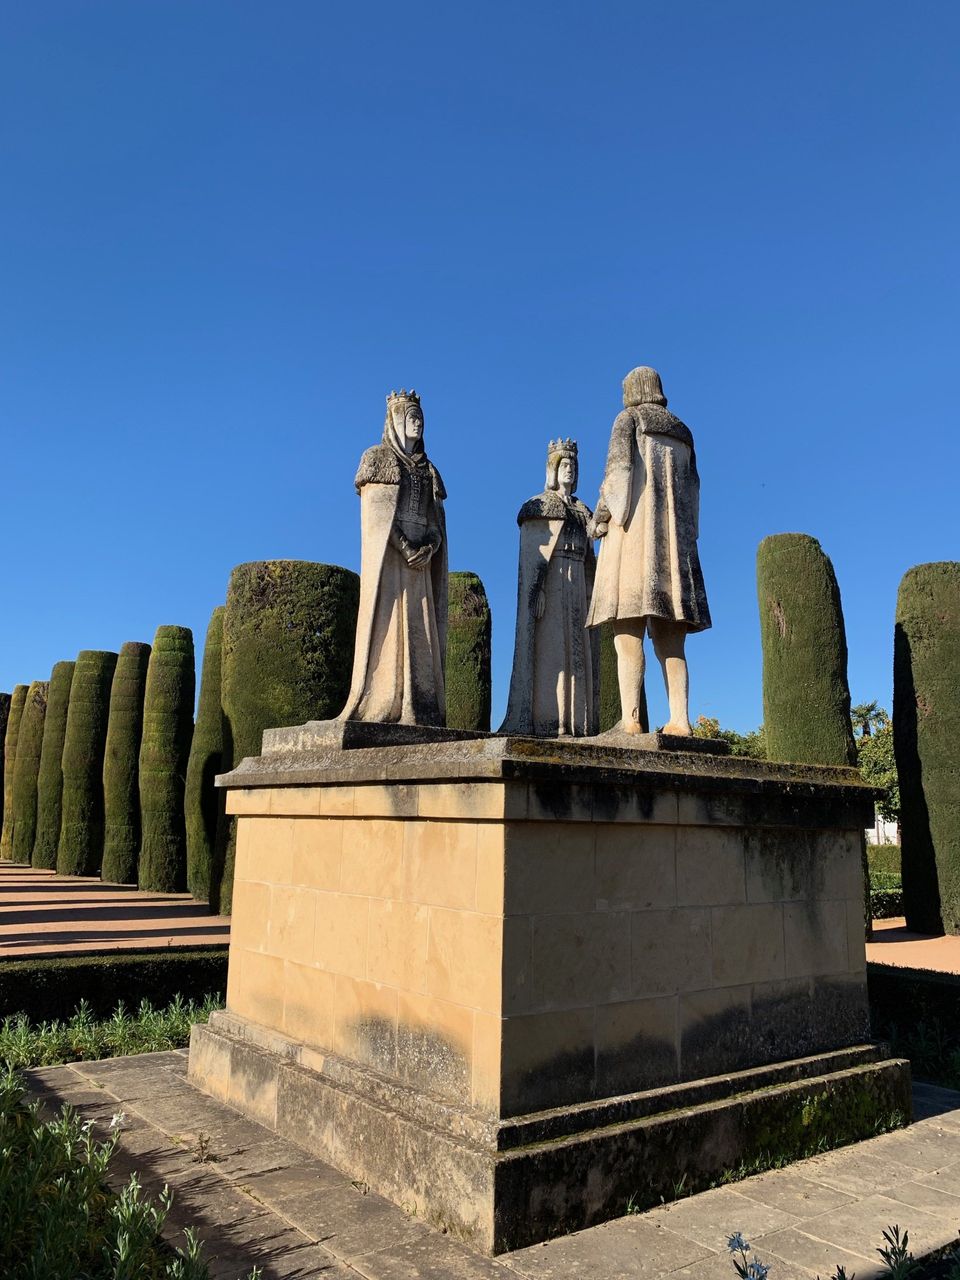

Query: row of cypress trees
<box><xmin>0</xmin><ymin>562</ymin><xmax>495</xmax><ymax>914</ymax></box>
<box><xmin>0</xmin><ymin>634</ymin><xmax>195</xmax><ymax>893</ymax></box>
<box><xmin>755</xmin><ymin>534</ymin><xmax>960</xmax><ymax>938</ymax></box>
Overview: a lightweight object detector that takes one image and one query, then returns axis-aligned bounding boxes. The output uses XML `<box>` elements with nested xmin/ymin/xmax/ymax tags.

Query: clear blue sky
<box><xmin>2</xmin><ymin>1</ymin><xmax>957</xmax><ymax>731</ymax></box>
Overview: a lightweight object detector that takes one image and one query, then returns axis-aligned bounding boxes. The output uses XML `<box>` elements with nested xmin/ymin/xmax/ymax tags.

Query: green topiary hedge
<box><xmin>185</xmin><ymin>606</ymin><xmax>225</xmax><ymax>902</ymax></box>
<box><xmin>0</xmin><ymin>692</ymin><xmax>9</xmax><ymax>841</ymax></box>
<box><xmin>57</xmin><ymin>651</ymin><xmax>118</xmax><ymax>876</ymax></box>
<box><xmin>214</xmin><ymin>560</ymin><xmax>359</xmax><ymax>913</ymax></box>
<box><xmin>101</xmin><ymin>642</ymin><xmax>152</xmax><ymax>885</ymax></box>
<box><xmin>138</xmin><ymin>627</ymin><xmax>194</xmax><ymax>893</ymax></box>
<box><xmin>445</xmin><ymin>571</ymin><xmax>492</xmax><ymax>731</ymax></box>
<box><xmin>894</xmin><ymin>562</ymin><xmax>960</xmax><ymax>934</ymax></box>
<box><xmin>598</xmin><ymin>621</ymin><xmax>648</xmax><ymax>733</ymax></box>
<box><xmin>1</xmin><ymin>685</ymin><xmax>29</xmax><ymax>860</ymax></box>
<box><xmin>32</xmin><ymin>661</ymin><xmax>75</xmax><ymax>870</ymax></box>
<box><xmin>756</xmin><ymin>533</ymin><xmax>857</xmax><ymax>766</ymax></box>
<box><xmin>0</xmin><ymin>949</ymin><xmax>227</xmax><ymax>1022</ymax></box>
<box><xmin>10</xmin><ymin>681</ymin><xmax>48</xmax><ymax>862</ymax></box>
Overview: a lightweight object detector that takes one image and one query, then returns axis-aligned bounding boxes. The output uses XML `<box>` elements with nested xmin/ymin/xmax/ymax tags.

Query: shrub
<box><xmin>0</xmin><ymin>1065</ymin><xmax>258</xmax><ymax>1279</ymax></box>
<box><xmin>214</xmin><ymin>561</ymin><xmax>359</xmax><ymax>912</ymax></box>
<box><xmin>9</xmin><ymin>680</ymin><xmax>48</xmax><ymax>862</ymax></box>
<box><xmin>57</xmin><ymin>651</ymin><xmax>118</xmax><ymax>876</ymax></box>
<box><xmin>0</xmin><ymin>685</ymin><xmax>28</xmax><ymax>859</ymax></box>
<box><xmin>185</xmin><ymin>606</ymin><xmax>225</xmax><ymax>902</ymax></box>
<box><xmin>868</xmin><ymin>844</ymin><xmax>902</xmax><ymax>879</ymax></box>
<box><xmin>894</xmin><ymin>562</ymin><xmax>960</xmax><ymax>934</ymax></box>
<box><xmin>101</xmin><ymin>641</ymin><xmax>152</xmax><ymax>885</ymax></box>
<box><xmin>0</xmin><ymin>994</ymin><xmax>218</xmax><ymax>1070</ymax></box>
<box><xmin>138</xmin><ymin>627</ymin><xmax>195</xmax><ymax>893</ymax></box>
<box><xmin>446</xmin><ymin>571</ymin><xmax>492</xmax><ymax>731</ymax></box>
<box><xmin>0</xmin><ymin>951</ymin><xmax>227</xmax><ymax>1022</ymax></box>
<box><xmin>0</xmin><ymin>692</ymin><xmax>10</xmax><ymax>842</ymax></box>
<box><xmin>870</xmin><ymin>888</ymin><xmax>905</xmax><ymax>919</ymax></box>
<box><xmin>756</xmin><ymin>534</ymin><xmax>856</xmax><ymax>766</ymax></box>
<box><xmin>598</xmin><ymin>622</ymin><xmax>648</xmax><ymax>732</ymax></box>
<box><xmin>32</xmin><ymin>661</ymin><xmax>75</xmax><ymax>870</ymax></box>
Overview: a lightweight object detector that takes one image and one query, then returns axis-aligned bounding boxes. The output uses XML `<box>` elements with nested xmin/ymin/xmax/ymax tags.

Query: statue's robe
<box><xmin>587</xmin><ymin>404</ymin><xmax>711</xmax><ymax>632</ymax></box>
<box><xmin>339</xmin><ymin>445</ymin><xmax>448</xmax><ymax>726</ymax></box>
<box><xmin>500</xmin><ymin>493</ymin><xmax>599</xmax><ymax>737</ymax></box>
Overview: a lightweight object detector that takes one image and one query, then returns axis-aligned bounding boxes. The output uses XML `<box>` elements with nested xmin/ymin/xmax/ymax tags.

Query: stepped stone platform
<box><xmin>22</xmin><ymin>1054</ymin><xmax>960</xmax><ymax>1280</ymax></box>
<box><xmin>0</xmin><ymin>863</ymin><xmax>230</xmax><ymax>958</ymax></box>
<box><xmin>190</xmin><ymin>727</ymin><xmax>910</xmax><ymax>1253</ymax></box>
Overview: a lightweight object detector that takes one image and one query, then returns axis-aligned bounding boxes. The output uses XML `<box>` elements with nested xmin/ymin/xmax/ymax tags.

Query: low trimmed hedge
<box><xmin>868</xmin><ymin>961</ymin><xmax>960</xmax><ymax>1087</ymax></box>
<box><xmin>870</xmin><ymin>887</ymin><xmax>905</xmax><ymax>919</ymax></box>
<box><xmin>0</xmin><ymin>950</ymin><xmax>227</xmax><ymax>1022</ymax></box>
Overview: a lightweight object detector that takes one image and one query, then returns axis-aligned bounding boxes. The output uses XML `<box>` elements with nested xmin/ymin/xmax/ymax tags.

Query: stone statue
<box><xmin>500</xmin><ymin>439</ymin><xmax>599</xmax><ymax>737</ymax></box>
<box><xmin>586</xmin><ymin>367</ymin><xmax>710</xmax><ymax>736</ymax></box>
<box><xmin>339</xmin><ymin>390</ymin><xmax>448</xmax><ymax>726</ymax></box>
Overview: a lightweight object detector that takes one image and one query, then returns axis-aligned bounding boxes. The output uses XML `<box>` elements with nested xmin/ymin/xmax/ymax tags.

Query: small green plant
<box><xmin>0</xmin><ymin>994</ymin><xmax>221</xmax><ymax>1070</ymax></box>
<box><xmin>876</xmin><ymin>1225</ymin><xmax>915</xmax><ymax>1278</ymax></box>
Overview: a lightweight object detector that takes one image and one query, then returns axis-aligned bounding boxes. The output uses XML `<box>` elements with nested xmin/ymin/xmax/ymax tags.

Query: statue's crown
<box><xmin>386</xmin><ymin>388</ymin><xmax>421</xmax><ymax>410</ymax></box>
<box><xmin>547</xmin><ymin>437</ymin><xmax>577</xmax><ymax>460</ymax></box>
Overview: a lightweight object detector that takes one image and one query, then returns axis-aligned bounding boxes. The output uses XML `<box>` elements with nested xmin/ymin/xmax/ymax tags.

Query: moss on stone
<box><xmin>32</xmin><ymin>662</ymin><xmax>76</xmax><ymax>870</ymax></box>
<box><xmin>598</xmin><ymin>622</ymin><xmax>648</xmax><ymax>733</ymax></box>
<box><xmin>57</xmin><ymin>653</ymin><xmax>118</xmax><ymax>876</ymax></box>
<box><xmin>894</xmin><ymin>562</ymin><xmax>960</xmax><ymax>933</ymax></box>
<box><xmin>185</xmin><ymin>606</ymin><xmax>225</xmax><ymax>902</ymax></box>
<box><xmin>10</xmin><ymin>681</ymin><xmax>48</xmax><ymax>863</ymax></box>
<box><xmin>101</xmin><ymin>642</ymin><xmax>152</xmax><ymax>885</ymax></box>
<box><xmin>214</xmin><ymin>561</ymin><xmax>359</xmax><ymax>913</ymax></box>
<box><xmin>445</xmin><ymin>572</ymin><xmax>492</xmax><ymax>731</ymax></box>
<box><xmin>1</xmin><ymin>686</ymin><xmax>29</xmax><ymax>860</ymax></box>
<box><xmin>138</xmin><ymin>627</ymin><xmax>195</xmax><ymax>893</ymax></box>
<box><xmin>757</xmin><ymin>534</ymin><xmax>856</xmax><ymax>766</ymax></box>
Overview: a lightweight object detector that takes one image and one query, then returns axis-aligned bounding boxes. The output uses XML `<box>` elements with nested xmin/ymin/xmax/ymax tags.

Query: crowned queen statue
<box><xmin>500</xmin><ymin>438</ymin><xmax>599</xmax><ymax>737</ymax></box>
<box><xmin>338</xmin><ymin>389</ymin><xmax>448</xmax><ymax>726</ymax></box>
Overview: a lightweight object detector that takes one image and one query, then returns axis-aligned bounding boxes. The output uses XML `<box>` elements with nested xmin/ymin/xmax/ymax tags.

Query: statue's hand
<box><xmin>535</xmin><ymin>588</ymin><xmax>546</xmax><ymax>620</ymax></box>
<box><xmin>406</xmin><ymin>543</ymin><xmax>433</xmax><ymax>568</ymax></box>
<box><xmin>592</xmin><ymin>519</ymin><xmax>609</xmax><ymax>539</ymax></box>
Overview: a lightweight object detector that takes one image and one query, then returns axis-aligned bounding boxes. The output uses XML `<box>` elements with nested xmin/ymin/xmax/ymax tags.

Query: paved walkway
<box><xmin>23</xmin><ymin>1052</ymin><xmax>960</xmax><ymax>1279</ymax></box>
<box><xmin>867</xmin><ymin>916</ymin><xmax>960</xmax><ymax>975</ymax></box>
<box><xmin>0</xmin><ymin>863</ymin><xmax>230</xmax><ymax>957</ymax></box>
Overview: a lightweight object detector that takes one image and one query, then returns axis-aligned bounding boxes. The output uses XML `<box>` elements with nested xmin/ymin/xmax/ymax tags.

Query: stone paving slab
<box><xmin>0</xmin><ymin>863</ymin><xmax>230</xmax><ymax>956</ymax></box>
<box><xmin>22</xmin><ymin>1051</ymin><xmax>960</xmax><ymax>1279</ymax></box>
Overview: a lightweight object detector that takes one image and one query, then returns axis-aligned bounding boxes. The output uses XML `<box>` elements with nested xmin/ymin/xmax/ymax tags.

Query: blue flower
<box><xmin>727</xmin><ymin>1233</ymin><xmax>750</xmax><ymax>1254</ymax></box>
<box><xmin>746</xmin><ymin>1261</ymin><xmax>769</xmax><ymax>1280</ymax></box>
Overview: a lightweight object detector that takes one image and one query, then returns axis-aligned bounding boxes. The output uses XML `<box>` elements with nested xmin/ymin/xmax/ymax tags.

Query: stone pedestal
<box><xmin>189</xmin><ymin>730</ymin><xmax>910</xmax><ymax>1253</ymax></box>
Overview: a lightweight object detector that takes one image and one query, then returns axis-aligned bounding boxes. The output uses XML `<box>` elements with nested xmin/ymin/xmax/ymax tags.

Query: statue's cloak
<box><xmin>340</xmin><ymin>444</ymin><xmax>448</xmax><ymax>725</ymax></box>
<box><xmin>500</xmin><ymin>493</ymin><xmax>598</xmax><ymax>736</ymax></box>
<box><xmin>586</xmin><ymin>405</ymin><xmax>711</xmax><ymax>632</ymax></box>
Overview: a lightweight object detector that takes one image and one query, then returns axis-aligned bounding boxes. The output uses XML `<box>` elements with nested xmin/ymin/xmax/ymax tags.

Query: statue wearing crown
<box><xmin>500</xmin><ymin>438</ymin><xmax>599</xmax><ymax>737</ymax></box>
<box><xmin>339</xmin><ymin>390</ymin><xmax>448</xmax><ymax>726</ymax></box>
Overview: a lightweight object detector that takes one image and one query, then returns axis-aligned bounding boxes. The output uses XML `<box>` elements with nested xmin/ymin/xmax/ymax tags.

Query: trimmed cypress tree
<box><xmin>138</xmin><ymin>627</ymin><xmax>195</xmax><ymax>893</ymax></box>
<box><xmin>756</xmin><ymin>533</ymin><xmax>856</xmax><ymax>766</ymax></box>
<box><xmin>101</xmin><ymin>642</ymin><xmax>152</xmax><ymax>885</ymax></box>
<box><xmin>32</xmin><ymin>661</ymin><xmax>76</xmax><ymax>869</ymax></box>
<box><xmin>895</xmin><ymin>562</ymin><xmax>960</xmax><ymax>934</ymax></box>
<box><xmin>214</xmin><ymin>561</ymin><xmax>359</xmax><ymax>913</ymax></box>
<box><xmin>598</xmin><ymin>622</ymin><xmax>648</xmax><ymax>733</ymax></box>
<box><xmin>10</xmin><ymin>681</ymin><xmax>48</xmax><ymax>862</ymax></box>
<box><xmin>57</xmin><ymin>651</ymin><xmax>118</xmax><ymax>876</ymax></box>
<box><xmin>0</xmin><ymin>686</ymin><xmax>28</xmax><ymax>860</ymax></box>
<box><xmin>445</xmin><ymin>572</ymin><xmax>492</xmax><ymax>731</ymax></box>
<box><xmin>0</xmin><ymin>693</ymin><xmax>10</xmax><ymax>846</ymax></box>
<box><xmin>185</xmin><ymin>606</ymin><xmax>225</xmax><ymax>902</ymax></box>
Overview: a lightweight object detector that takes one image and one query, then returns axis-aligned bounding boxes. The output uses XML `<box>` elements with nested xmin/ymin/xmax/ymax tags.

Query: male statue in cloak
<box><xmin>586</xmin><ymin>367</ymin><xmax>711</xmax><ymax>736</ymax></box>
<box><xmin>501</xmin><ymin>438</ymin><xmax>599</xmax><ymax>737</ymax></box>
<box><xmin>339</xmin><ymin>389</ymin><xmax>448</xmax><ymax>726</ymax></box>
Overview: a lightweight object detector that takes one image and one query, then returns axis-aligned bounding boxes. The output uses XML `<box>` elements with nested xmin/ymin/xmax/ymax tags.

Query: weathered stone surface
<box><xmin>191</xmin><ymin>1014</ymin><xmax>909</xmax><ymax>1253</ymax></box>
<box><xmin>339</xmin><ymin>389</ymin><xmax>448</xmax><ymax>727</ymax></box>
<box><xmin>587</xmin><ymin>367</ymin><xmax>710</xmax><ymax>737</ymax></box>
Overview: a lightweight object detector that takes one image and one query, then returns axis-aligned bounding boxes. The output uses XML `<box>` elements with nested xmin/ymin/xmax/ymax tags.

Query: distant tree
<box><xmin>857</xmin><ymin>719</ymin><xmax>899</xmax><ymax>828</ymax></box>
<box><xmin>851</xmin><ymin>700</ymin><xmax>888</xmax><ymax>740</ymax></box>
<box><xmin>693</xmin><ymin>715</ymin><xmax>766</xmax><ymax>760</ymax></box>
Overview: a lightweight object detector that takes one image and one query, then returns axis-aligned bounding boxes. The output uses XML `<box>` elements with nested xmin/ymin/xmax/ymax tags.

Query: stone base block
<box><xmin>190</xmin><ymin>1010</ymin><xmax>911</xmax><ymax>1255</ymax></box>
